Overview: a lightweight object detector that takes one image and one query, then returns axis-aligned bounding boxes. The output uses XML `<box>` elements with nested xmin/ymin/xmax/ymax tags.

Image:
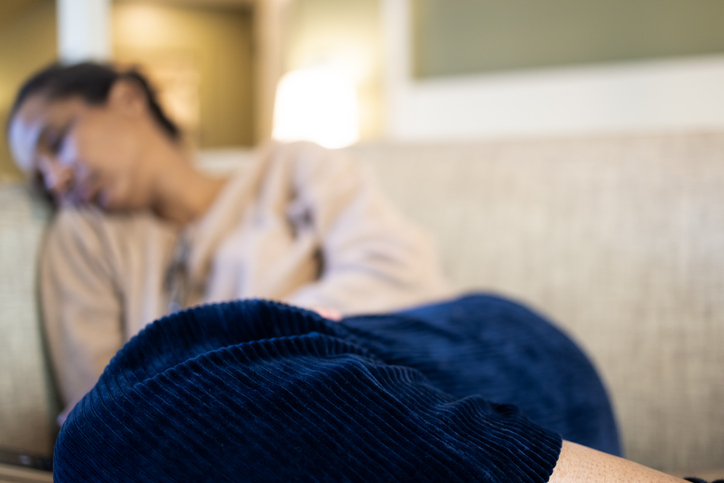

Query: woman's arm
<box><xmin>550</xmin><ymin>441</ymin><xmax>684</xmax><ymax>482</ymax></box>
<box><xmin>40</xmin><ymin>209</ymin><xmax>124</xmax><ymax>418</ymax></box>
<box><xmin>284</xmin><ymin>143</ymin><xmax>450</xmax><ymax>314</ymax></box>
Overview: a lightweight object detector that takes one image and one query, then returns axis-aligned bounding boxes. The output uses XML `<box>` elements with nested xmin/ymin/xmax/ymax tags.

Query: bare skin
<box><xmin>549</xmin><ymin>441</ymin><xmax>686</xmax><ymax>482</ymax></box>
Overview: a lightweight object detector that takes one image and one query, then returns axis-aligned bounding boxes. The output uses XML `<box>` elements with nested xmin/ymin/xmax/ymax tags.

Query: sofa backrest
<box><xmin>352</xmin><ymin>133</ymin><xmax>724</xmax><ymax>473</ymax></box>
<box><xmin>0</xmin><ymin>184</ymin><xmax>56</xmax><ymax>456</ymax></box>
<box><xmin>1</xmin><ymin>133</ymin><xmax>722</xmax><ymax>473</ymax></box>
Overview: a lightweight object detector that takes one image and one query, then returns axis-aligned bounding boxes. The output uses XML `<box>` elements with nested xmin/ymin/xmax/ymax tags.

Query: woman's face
<box><xmin>9</xmin><ymin>82</ymin><xmax>155</xmax><ymax>210</ymax></box>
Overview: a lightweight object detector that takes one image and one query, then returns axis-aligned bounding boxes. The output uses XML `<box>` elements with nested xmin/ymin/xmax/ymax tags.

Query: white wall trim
<box><xmin>57</xmin><ymin>0</ymin><xmax>112</xmax><ymax>64</ymax></box>
<box><xmin>381</xmin><ymin>0</ymin><xmax>724</xmax><ymax>141</ymax></box>
<box><xmin>253</xmin><ymin>0</ymin><xmax>296</xmax><ymax>143</ymax></box>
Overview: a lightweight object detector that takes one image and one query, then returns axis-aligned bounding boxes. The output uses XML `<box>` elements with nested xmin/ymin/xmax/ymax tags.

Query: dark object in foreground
<box><xmin>54</xmin><ymin>294</ymin><xmax>620</xmax><ymax>482</ymax></box>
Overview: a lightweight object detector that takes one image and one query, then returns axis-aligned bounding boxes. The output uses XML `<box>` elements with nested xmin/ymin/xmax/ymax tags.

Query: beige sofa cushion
<box><xmin>353</xmin><ymin>133</ymin><xmax>724</xmax><ymax>474</ymax></box>
<box><xmin>0</xmin><ymin>184</ymin><xmax>55</xmax><ymax>455</ymax></box>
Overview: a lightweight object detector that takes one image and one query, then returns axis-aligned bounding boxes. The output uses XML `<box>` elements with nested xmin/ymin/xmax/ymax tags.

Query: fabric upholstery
<box><xmin>352</xmin><ymin>132</ymin><xmax>724</xmax><ymax>472</ymax></box>
<box><xmin>0</xmin><ymin>184</ymin><xmax>55</xmax><ymax>454</ymax></box>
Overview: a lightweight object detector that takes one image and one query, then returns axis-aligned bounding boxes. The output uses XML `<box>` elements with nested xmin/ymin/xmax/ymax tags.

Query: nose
<box><xmin>37</xmin><ymin>155</ymin><xmax>74</xmax><ymax>199</ymax></box>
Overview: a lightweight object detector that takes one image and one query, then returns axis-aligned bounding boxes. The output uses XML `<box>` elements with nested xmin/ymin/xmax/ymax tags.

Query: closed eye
<box><xmin>40</xmin><ymin>125</ymin><xmax>70</xmax><ymax>155</ymax></box>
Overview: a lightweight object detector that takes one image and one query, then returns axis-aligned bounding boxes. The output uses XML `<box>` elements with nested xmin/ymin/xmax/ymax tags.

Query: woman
<box><xmin>53</xmin><ymin>296</ymin><xmax>692</xmax><ymax>482</ymax></box>
<box><xmin>8</xmin><ymin>62</ymin><xmax>450</xmax><ymax>417</ymax></box>
<box><xmin>9</xmin><ymin>64</ymin><xmax>701</xmax><ymax>482</ymax></box>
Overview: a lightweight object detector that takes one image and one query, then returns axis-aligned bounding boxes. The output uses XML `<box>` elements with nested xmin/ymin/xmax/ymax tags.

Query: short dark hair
<box><xmin>9</xmin><ymin>62</ymin><xmax>181</xmax><ymax>141</ymax></box>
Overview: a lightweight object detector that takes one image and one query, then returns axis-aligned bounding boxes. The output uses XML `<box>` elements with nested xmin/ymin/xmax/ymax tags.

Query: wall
<box><xmin>0</xmin><ymin>0</ymin><xmax>57</xmax><ymax>181</ymax></box>
<box><xmin>384</xmin><ymin>0</ymin><xmax>724</xmax><ymax>141</ymax></box>
<box><xmin>284</xmin><ymin>0</ymin><xmax>383</xmax><ymax>140</ymax></box>
<box><xmin>413</xmin><ymin>0</ymin><xmax>724</xmax><ymax>78</ymax></box>
<box><xmin>113</xmin><ymin>2</ymin><xmax>254</xmax><ymax>149</ymax></box>
<box><xmin>284</xmin><ymin>0</ymin><xmax>724</xmax><ymax>142</ymax></box>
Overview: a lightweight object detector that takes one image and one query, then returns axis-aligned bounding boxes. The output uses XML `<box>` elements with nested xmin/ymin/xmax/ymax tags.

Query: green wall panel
<box><xmin>414</xmin><ymin>0</ymin><xmax>724</xmax><ymax>78</ymax></box>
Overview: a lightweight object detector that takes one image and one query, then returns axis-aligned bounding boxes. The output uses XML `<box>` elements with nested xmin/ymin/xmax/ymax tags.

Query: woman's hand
<box><xmin>308</xmin><ymin>305</ymin><xmax>342</xmax><ymax>321</ymax></box>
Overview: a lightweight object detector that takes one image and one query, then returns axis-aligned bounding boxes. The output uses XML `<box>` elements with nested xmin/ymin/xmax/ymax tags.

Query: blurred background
<box><xmin>2</xmin><ymin>2</ymin><xmax>724</xmax><ymax>473</ymax></box>
<box><xmin>2</xmin><ymin>0</ymin><xmax>724</xmax><ymax>177</ymax></box>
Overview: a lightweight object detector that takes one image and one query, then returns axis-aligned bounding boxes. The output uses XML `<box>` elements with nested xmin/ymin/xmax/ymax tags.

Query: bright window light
<box><xmin>272</xmin><ymin>66</ymin><xmax>360</xmax><ymax>149</ymax></box>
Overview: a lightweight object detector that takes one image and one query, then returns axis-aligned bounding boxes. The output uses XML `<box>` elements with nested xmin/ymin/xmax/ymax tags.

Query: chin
<box><xmin>96</xmin><ymin>194</ymin><xmax>125</xmax><ymax>212</ymax></box>
<box><xmin>102</xmin><ymin>198</ymin><xmax>151</xmax><ymax>213</ymax></box>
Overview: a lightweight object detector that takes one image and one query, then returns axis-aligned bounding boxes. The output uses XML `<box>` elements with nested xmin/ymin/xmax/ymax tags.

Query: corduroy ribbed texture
<box><xmin>344</xmin><ymin>294</ymin><xmax>621</xmax><ymax>456</ymax></box>
<box><xmin>53</xmin><ymin>294</ymin><xmax>619</xmax><ymax>482</ymax></box>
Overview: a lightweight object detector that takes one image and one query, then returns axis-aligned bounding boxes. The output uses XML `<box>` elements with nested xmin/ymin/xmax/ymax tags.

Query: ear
<box><xmin>107</xmin><ymin>78</ymin><xmax>147</xmax><ymax>117</ymax></box>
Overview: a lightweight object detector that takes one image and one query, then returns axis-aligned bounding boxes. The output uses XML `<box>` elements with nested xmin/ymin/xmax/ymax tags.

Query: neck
<box><xmin>145</xmin><ymin>137</ymin><xmax>228</xmax><ymax>226</ymax></box>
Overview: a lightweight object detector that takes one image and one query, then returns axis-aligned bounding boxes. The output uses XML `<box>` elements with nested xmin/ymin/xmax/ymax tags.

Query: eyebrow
<box><xmin>37</xmin><ymin>121</ymin><xmax>73</xmax><ymax>154</ymax></box>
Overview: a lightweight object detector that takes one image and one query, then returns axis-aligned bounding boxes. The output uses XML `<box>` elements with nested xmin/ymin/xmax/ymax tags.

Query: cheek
<box><xmin>71</xmin><ymin>118</ymin><xmax>140</xmax><ymax>173</ymax></box>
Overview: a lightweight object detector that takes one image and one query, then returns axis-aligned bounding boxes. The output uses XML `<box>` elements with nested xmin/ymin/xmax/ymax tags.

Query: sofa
<box><xmin>1</xmin><ymin>132</ymin><xmax>722</xmax><ymax>479</ymax></box>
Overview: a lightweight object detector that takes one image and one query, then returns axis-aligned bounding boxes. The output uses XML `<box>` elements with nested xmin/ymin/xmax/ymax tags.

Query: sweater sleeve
<box><xmin>283</xmin><ymin>142</ymin><xmax>451</xmax><ymax>314</ymax></box>
<box><xmin>40</xmin><ymin>208</ymin><xmax>124</xmax><ymax>414</ymax></box>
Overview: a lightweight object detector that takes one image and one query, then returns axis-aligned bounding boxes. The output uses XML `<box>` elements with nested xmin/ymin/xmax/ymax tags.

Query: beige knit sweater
<box><xmin>40</xmin><ymin>141</ymin><xmax>451</xmax><ymax>413</ymax></box>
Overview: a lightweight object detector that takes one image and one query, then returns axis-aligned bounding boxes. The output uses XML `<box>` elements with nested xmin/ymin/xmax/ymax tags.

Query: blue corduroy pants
<box><xmin>53</xmin><ymin>294</ymin><xmax>620</xmax><ymax>482</ymax></box>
